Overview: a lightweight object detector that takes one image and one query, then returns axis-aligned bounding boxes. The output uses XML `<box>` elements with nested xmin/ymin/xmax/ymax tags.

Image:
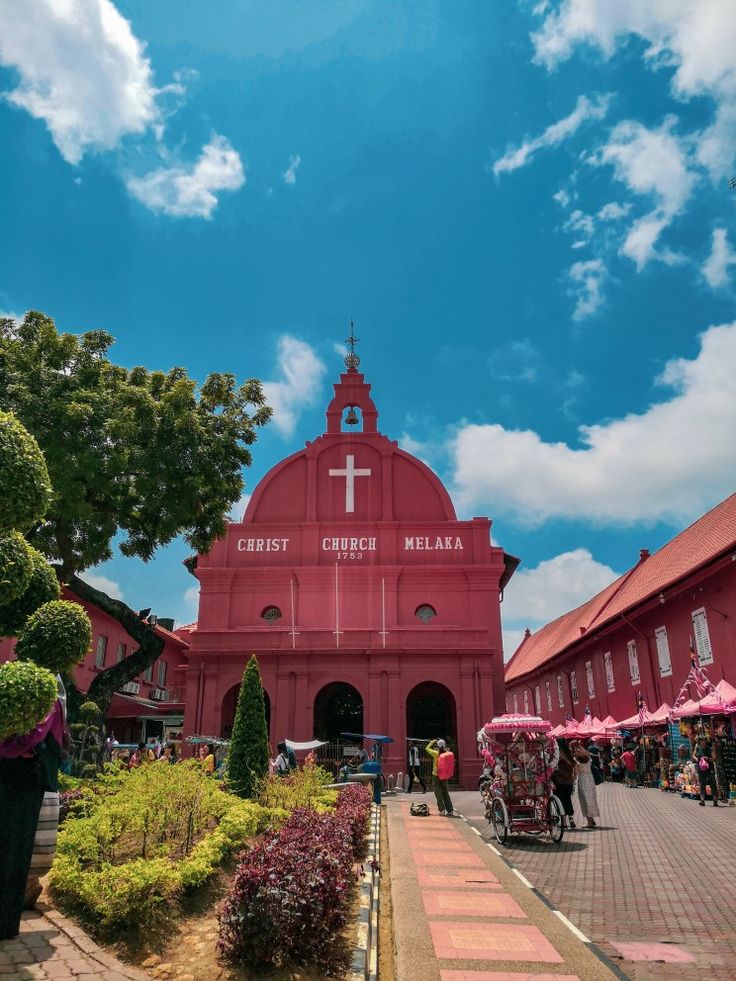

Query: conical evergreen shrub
<box><xmin>227</xmin><ymin>655</ymin><xmax>270</xmax><ymax>798</ymax></box>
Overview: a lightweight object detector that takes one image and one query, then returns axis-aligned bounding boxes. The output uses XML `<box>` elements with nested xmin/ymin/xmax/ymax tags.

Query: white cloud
<box><xmin>588</xmin><ymin>117</ymin><xmax>696</xmax><ymax>268</ymax></box>
<box><xmin>227</xmin><ymin>492</ymin><xmax>251</xmax><ymax>523</ymax></box>
<box><xmin>597</xmin><ymin>201</ymin><xmax>631</xmax><ymax>221</ymax></box>
<box><xmin>488</xmin><ymin>339</ymin><xmax>540</xmax><ymax>382</ymax></box>
<box><xmin>501</xmin><ymin>548</ymin><xmax>619</xmax><ymax>657</ymax></box>
<box><xmin>703</xmin><ymin>228</ymin><xmax>736</xmax><ymax>288</ymax></box>
<box><xmin>83</xmin><ymin>573</ymin><xmax>125</xmax><ymax>601</ymax></box>
<box><xmin>263</xmin><ymin>336</ymin><xmax>326</xmax><ymax>438</ymax></box>
<box><xmin>568</xmin><ymin>258</ymin><xmax>607</xmax><ymax>320</ymax></box>
<box><xmin>451</xmin><ymin>321</ymin><xmax>736</xmax><ymax>526</ymax></box>
<box><xmin>282</xmin><ymin>154</ymin><xmax>301</xmax><ymax>185</ymax></box>
<box><xmin>176</xmin><ymin>585</ymin><xmax>199</xmax><ymax>627</ymax></box>
<box><xmin>532</xmin><ymin>0</ymin><xmax>736</xmax><ymax>178</ymax></box>
<box><xmin>0</xmin><ymin>0</ymin><xmax>158</xmax><ymax>164</ymax></box>
<box><xmin>564</xmin><ymin>209</ymin><xmax>595</xmax><ymax>239</ymax></box>
<box><xmin>126</xmin><ymin>135</ymin><xmax>245</xmax><ymax>218</ymax></box>
<box><xmin>492</xmin><ymin>93</ymin><xmax>611</xmax><ymax>176</ymax></box>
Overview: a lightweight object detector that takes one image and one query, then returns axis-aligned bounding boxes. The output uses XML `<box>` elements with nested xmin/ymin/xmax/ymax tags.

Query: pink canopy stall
<box><xmin>672</xmin><ymin>680</ymin><xmax>736</xmax><ymax>719</ymax></box>
<box><xmin>618</xmin><ymin>703</ymin><xmax>672</xmax><ymax>728</ymax></box>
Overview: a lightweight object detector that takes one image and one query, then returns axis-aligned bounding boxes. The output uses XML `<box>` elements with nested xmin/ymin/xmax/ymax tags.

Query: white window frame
<box><xmin>585</xmin><ymin>661</ymin><xmax>595</xmax><ymax>698</ymax></box>
<box><xmin>512</xmin><ymin>693</ymin><xmax>519</xmax><ymax>713</ymax></box>
<box><xmin>523</xmin><ymin>689</ymin><xmax>529</xmax><ymax>713</ymax></box>
<box><xmin>143</xmin><ymin>661</ymin><xmax>154</xmax><ymax>683</ymax></box>
<box><xmin>691</xmin><ymin>608</ymin><xmax>713</xmax><ymax>666</ymax></box>
<box><xmin>603</xmin><ymin>651</ymin><xmax>615</xmax><ymax>692</ymax></box>
<box><xmin>627</xmin><ymin>640</ymin><xmax>640</xmax><ymax>684</ymax></box>
<box><xmin>157</xmin><ymin>659</ymin><xmax>167</xmax><ymax>688</ymax></box>
<box><xmin>570</xmin><ymin>670</ymin><xmax>579</xmax><ymax>704</ymax></box>
<box><xmin>95</xmin><ymin>635</ymin><xmax>108</xmax><ymax>669</ymax></box>
<box><xmin>655</xmin><ymin>626</ymin><xmax>672</xmax><ymax>677</ymax></box>
<box><xmin>556</xmin><ymin>675</ymin><xmax>564</xmax><ymax>709</ymax></box>
<box><xmin>534</xmin><ymin>686</ymin><xmax>541</xmax><ymax>715</ymax></box>
<box><xmin>116</xmin><ymin>642</ymin><xmax>127</xmax><ymax>663</ymax></box>
<box><xmin>545</xmin><ymin>681</ymin><xmax>552</xmax><ymax>712</ymax></box>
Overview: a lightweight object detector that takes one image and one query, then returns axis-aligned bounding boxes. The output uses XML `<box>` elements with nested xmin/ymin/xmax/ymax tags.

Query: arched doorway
<box><xmin>406</xmin><ymin>681</ymin><xmax>458</xmax><ymax>781</ymax></box>
<box><xmin>221</xmin><ymin>683</ymin><xmax>271</xmax><ymax>740</ymax></box>
<box><xmin>313</xmin><ymin>682</ymin><xmax>364</xmax><ymax>741</ymax></box>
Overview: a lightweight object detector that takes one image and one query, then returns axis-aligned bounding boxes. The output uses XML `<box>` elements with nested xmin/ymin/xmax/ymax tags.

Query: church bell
<box><xmin>344</xmin><ymin>406</ymin><xmax>359</xmax><ymax>426</ymax></box>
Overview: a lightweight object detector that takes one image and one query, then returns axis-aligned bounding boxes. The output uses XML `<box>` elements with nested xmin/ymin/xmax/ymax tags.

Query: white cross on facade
<box><xmin>328</xmin><ymin>454</ymin><xmax>371</xmax><ymax>513</ymax></box>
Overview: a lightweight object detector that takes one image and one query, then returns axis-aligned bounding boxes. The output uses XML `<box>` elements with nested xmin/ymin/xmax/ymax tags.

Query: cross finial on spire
<box><xmin>344</xmin><ymin>319</ymin><xmax>360</xmax><ymax>372</ymax></box>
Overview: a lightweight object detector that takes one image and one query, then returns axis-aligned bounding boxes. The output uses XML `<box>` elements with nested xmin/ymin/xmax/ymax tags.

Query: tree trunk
<box><xmin>64</xmin><ymin>573</ymin><xmax>165</xmax><ymax>716</ymax></box>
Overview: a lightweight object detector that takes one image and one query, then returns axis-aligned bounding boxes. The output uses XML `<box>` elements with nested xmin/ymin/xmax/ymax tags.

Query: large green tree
<box><xmin>227</xmin><ymin>656</ymin><xmax>270</xmax><ymax>799</ymax></box>
<box><xmin>0</xmin><ymin>312</ymin><xmax>271</xmax><ymax>710</ymax></box>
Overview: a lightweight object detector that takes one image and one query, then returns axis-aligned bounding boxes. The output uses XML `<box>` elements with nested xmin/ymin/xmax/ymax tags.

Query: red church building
<box><xmin>182</xmin><ymin>348</ymin><xmax>517</xmax><ymax>787</ymax></box>
<box><xmin>504</xmin><ymin>493</ymin><xmax>736</xmax><ymax>724</ymax></box>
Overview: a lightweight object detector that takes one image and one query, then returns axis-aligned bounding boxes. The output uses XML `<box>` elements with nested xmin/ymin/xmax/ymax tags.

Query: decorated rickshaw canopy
<box><xmin>481</xmin><ymin>713</ymin><xmax>553</xmax><ymax>735</ymax></box>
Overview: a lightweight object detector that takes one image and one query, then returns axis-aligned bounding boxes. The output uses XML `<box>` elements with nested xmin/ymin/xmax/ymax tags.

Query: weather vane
<box><xmin>344</xmin><ymin>319</ymin><xmax>360</xmax><ymax>372</ymax></box>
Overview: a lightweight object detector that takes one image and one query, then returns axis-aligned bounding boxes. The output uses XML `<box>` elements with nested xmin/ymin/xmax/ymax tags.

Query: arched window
<box><xmin>261</xmin><ymin>606</ymin><xmax>282</xmax><ymax>623</ymax></box>
<box><xmin>415</xmin><ymin>604</ymin><xmax>436</xmax><ymax>623</ymax></box>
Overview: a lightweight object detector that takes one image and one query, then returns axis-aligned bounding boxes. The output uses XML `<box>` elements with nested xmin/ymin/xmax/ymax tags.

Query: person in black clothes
<box><xmin>407</xmin><ymin>741</ymin><xmax>427</xmax><ymax>793</ymax></box>
<box><xmin>552</xmin><ymin>738</ymin><xmax>577</xmax><ymax>829</ymax></box>
<box><xmin>693</xmin><ymin>735</ymin><xmax>718</xmax><ymax>806</ymax></box>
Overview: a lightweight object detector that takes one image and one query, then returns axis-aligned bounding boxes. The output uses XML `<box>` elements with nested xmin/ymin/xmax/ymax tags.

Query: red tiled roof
<box><xmin>153</xmin><ymin>623</ymin><xmax>190</xmax><ymax>648</ymax></box>
<box><xmin>175</xmin><ymin>622</ymin><xmax>197</xmax><ymax>633</ymax></box>
<box><xmin>505</xmin><ymin>493</ymin><xmax>736</xmax><ymax>682</ymax></box>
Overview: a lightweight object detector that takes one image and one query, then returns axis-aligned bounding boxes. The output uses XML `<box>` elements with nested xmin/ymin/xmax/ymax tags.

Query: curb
<box><xmin>460</xmin><ymin>813</ymin><xmax>629</xmax><ymax>980</ymax></box>
<box><xmin>349</xmin><ymin>803</ymin><xmax>380</xmax><ymax>981</ymax></box>
<box><xmin>37</xmin><ymin>903</ymin><xmax>149</xmax><ymax>980</ymax></box>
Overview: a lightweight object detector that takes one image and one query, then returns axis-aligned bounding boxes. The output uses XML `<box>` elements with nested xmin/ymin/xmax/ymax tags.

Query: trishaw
<box><xmin>477</xmin><ymin>714</ymin><xmax>564</xmax><ymax>845</ymax></box>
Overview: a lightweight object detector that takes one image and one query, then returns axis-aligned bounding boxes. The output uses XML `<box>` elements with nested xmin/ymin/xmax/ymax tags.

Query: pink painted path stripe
<box><xmin>410</xmin><ymin>840</ymin><xmax>475</xmax><ymax>853</ymax></box>
<box><xmin>440</xmin><ymin>972</ymin><xmax>581</xmax><ymax>981</ymax></box>
<box><xmin>422</xmin><ymin>889</ymin><xmax>526</xmax><ymax>919</ymax></box>
<box><xmin>419</xmin><ymin>852</ymin><xmax>487</xmax><ymax>867</ymax></box>
<box><xmin>609</xmin><ymin>941</ymin><xmax>696</xmax><ymax>964</ymax></box>
<box><xmin>416</xmin><ymin>868</ymin><xmax>501</xmax><ymax>888</ymax></box>
<box><xmin>430</xmin><ymin>922</ymin><xmax>564</xmax><ymax>963</ymax></box>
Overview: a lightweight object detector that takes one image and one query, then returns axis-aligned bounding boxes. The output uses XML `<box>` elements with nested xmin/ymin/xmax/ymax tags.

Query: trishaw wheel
<box><xmin>548</xmin><ymin>795</ymin><xmax>564</xmax><ymax>843</ymax></box>
<box><xmin>491</xmin><ymin>798</ymin><xmax>508</xmax><ymax>845</ymax></box>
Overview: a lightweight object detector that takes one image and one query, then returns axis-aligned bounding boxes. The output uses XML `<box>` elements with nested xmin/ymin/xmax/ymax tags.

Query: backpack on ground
<box><xmin>410</xmin><ymin>802</ymin><xmax>430</xmax><ymax>817</ymax></box>
<box><xmin>437</xmin><ymin>751</ymin><xmax>455</xmax><ymax>781</ymax></box>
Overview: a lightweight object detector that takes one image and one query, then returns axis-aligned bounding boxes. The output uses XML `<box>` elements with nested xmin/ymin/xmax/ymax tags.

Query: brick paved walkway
<box><xmin>386</xmin><ymin>797</ymin><xmax>618</xmax><ymax>981</ymax></box>
<box><xmin>0</xmin><ymin>907</ymin><xmax>146</xmax><ymax>980</ymax></box>
<box><xmin>455</xmin><ymin>783</ymin><xmax>736</xmax><ymax>981</ymax></box>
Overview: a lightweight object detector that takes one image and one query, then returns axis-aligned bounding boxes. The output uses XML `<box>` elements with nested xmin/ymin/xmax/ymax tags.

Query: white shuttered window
<box><xmin>570</xmin><ymin>671</ymin><xmax>579</xmax><ymax>704</ymax></box>
<box><xmin>627</xmin><ymin>640</ymin><xmax>640</xmax><ymax>683</ymax></box>
<box><xmin>691</xmin><ymin>608</ymin><xmax>713</xmax><ymax>665</ymax></box>
<box><xmin>655</xmin><ymin>626</ymin><xmax>672</xmax><ymax>677</ymax></box>
<box><xmin>535</xmin><ymin>686</ymin><xmax>541</xmax><ymax>714</ymax></box>
<box><xmin>545</xmin><ymin>681</ymin><xmax>552</xmax><ymax>712</ymax></box>
<box><xmin>585</xmin><ymin>661</ymin><xmax>595</xmax><ymax>698</ymax></box>
<box><xmin>523</xmin><ymin>689</ymin><xmax>529</xmax><ymax>713</ymax></box>
<box><xmin>603</xmin><ymin>652</ymin><xmax>615</xmax><ymax>692</ymax></box>
<box><xmin>557</xmin><ymin>675</ymin><xmax>565</xmax><ymax>708</ymax></box>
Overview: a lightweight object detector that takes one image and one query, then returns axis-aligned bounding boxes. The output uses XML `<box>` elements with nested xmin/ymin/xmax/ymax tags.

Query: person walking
<box><xmin>552</xmin><ymin>739</ymin><xmax>577</xmax><ymax>829</ymax></box>
<box><xmin>407</xmin><ymin>741</ymin><xmax>427</xmax><ymax>793</ymax></box>
<box><xmin>570</xmin><ymin>741</ymin><xmax>600</xmax><ymax>828</ymax></box>
<box><xmin>620</xmin><ymin>745</ymin><xmax>637</xmax><ymax>788</ymax></box>
<box><xmin>274</xmin><ymin>742</ymin><xmax>290</xmax><ymax>777</ymax></box>
<box><xmin>426</xmin><ymin>738</ymin><xmax>455</xmax><ymax>816</ymax></box>
<box><xmin>201</xmin><ymin>743</ymin><xmax>216</xmax><ymax>775</ymax></box>
<box><xmin>693</xmin><ymin>735</ymin><xmax>718</xmax><ymax>806</ymax></box>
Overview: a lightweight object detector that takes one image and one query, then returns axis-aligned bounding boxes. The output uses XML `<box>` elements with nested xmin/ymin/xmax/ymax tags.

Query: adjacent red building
<box><xmin>182</xmin><ymin>355</ymin><xmax>516</xmax><ymax>787</ymax></box>
<box><xmin>0</xmin><ymin>589</ymin><xmax>189</xmax><ymax>745</ymax></box>
<box><xmin>504</xmin><ymin>494</ymin><xmax>736</xmax><ymax>724</ymax></box>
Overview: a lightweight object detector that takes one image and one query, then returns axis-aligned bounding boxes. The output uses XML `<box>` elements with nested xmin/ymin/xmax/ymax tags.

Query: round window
<box><xmin>261</xmin><ymin>606</ymin><xmax>282</xmax><ymax>623</ymax></box>
<box><xmin>415</xmin><ymin>604</ymin><xmax>436</xmax><ymax>623</ymax></box>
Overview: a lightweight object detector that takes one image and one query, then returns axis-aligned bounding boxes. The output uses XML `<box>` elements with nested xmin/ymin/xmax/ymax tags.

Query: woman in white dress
<box><xmin>570</xmin><ymin>741</ymin><xmax>600</xmax><ymax>828</ymax></box>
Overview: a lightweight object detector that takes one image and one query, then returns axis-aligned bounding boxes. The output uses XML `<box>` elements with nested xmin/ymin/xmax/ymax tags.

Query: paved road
<box><xmin>450</xmin><ymin>782</ymin><xmax>736</xmax><ymax>981</ymax></box>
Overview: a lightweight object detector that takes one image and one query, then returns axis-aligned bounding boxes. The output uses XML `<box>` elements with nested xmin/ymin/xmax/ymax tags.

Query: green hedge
<box><xmin>50</xmin><ymin>761</ymin><xmax>285</xmax><ymax>935</ymax></box>
<box><xmin>0</xmin><ymin>659</ymin><xmax>58</xmax><ymax>740</ymax></box>
<box><xmin>16</xmin><ymin>599</ymin><xmax>92</xmax><ymax>674</ymax></box>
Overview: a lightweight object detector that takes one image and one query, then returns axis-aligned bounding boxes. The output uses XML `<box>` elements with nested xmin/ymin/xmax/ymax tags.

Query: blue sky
<box><xmin>1</xmin><ymin>1</ymin><xmax>735</xmax><ymax>654</ymax></box>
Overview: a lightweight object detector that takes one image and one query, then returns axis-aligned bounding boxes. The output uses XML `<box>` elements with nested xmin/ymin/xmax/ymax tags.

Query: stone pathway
<box><xmin>386</xmin><ymin>797</ymin><xmax>619</xmax><ymax>981</ymax></box>
<box><xmin>457</xmin><ymin>783</ymin><xmax>736</xmax><ymax>981</ymax></box>
<box><xmin>0</xmin><ymin>907</ymin><xmax>146</xmax><ymax>980</ymax></box>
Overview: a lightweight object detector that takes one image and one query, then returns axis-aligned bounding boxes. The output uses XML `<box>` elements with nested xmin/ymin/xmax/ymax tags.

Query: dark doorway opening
<box><xmin>313</xmin><ymin>682</ymin><xmax>364</xmax><ymax>741</ymax></box>
<box><xmin>406</xmin><ymin>681</ymin><xmax>458</xmax><ymax>783</ymax></box>
<box><xmin>221</xmin><ymin>684</ymin><xmax>271</xmax><ymax>740</ymax></box>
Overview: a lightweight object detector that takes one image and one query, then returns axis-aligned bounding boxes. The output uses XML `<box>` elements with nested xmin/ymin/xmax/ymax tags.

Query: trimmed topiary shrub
<box><xmin>15</xmin><ymin>599</ymin><xmax>92</xmax><ymax>674</ymax></box>
<box><xmin>0</xmin><ymin>410</ymin><xmax>52</xmax><ymax>534</ymax></box>
<box><xmin>0</xmin><ymin>530</ymin><xmax>35</xmax><ymax>606</ymax></box>
<box><xmin>227</xmin><ymin>655</ymin><xmax>270</xmax><ymax>799</ymax></box>
<box><xmin>0</xmin><ymin>546</ymin><xmax>60</xmax><ymax>637</ymax></box>
<box><xmin>0</xmin><ymin>659</ymin><xmax>58</xmax><ymax>740</ymax></box>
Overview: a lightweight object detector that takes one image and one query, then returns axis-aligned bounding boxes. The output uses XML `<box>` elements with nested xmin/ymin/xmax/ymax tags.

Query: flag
<box><xmin>637</xmin><ymin>692</ymin><xmax>647</xmax><ymax>725</ymax></box>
